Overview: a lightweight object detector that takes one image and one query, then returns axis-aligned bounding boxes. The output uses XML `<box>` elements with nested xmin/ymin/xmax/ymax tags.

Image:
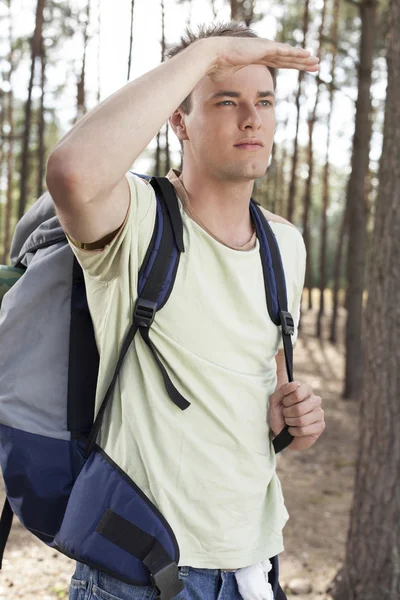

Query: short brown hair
<box><xmin>166</xmin><ymin>21</ymin><xmax>277</xmax><ymax>115</ymax></box>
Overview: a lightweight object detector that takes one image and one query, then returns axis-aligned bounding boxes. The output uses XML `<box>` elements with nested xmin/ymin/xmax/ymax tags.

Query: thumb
<box><xmin>271</xmin><ymin>381</ymin><xmax>299</xmax><ymax>403</ymax></box>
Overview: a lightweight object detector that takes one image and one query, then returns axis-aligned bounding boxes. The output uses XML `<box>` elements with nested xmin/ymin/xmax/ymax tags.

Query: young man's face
<box><xmin>177</xmin><ymin>64</ymin><xmax>276</xmax><ymax>182</ymax></box>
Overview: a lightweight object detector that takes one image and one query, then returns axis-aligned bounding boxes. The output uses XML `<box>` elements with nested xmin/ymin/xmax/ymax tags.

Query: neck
<box><xmin>180</xmin><ymin>166</ymin><xmax>255</xmax><ymax>247</ymax></box>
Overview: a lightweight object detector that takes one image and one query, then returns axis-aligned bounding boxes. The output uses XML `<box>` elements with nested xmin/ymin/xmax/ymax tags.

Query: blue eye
<box><xmin>217</xmin><ymin>100</ymin><xmax>272</xmax><ymax>107</ymax></box>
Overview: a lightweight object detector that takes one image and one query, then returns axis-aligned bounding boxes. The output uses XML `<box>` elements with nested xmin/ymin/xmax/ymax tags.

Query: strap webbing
<box><xmin>96</xmin><ymin>509</ymin><xmax>184</xmax><ymax>600</ymax></box>
<box><xmin>251</xmin><ymin>202</ymin><xmax>295</xmax><ymax>453</ymax></box>
<box><xmin>0</xmin><ymin>498</ymin><xmax>13</xmax><ymax>569</ymax></box>
<box><xmin>139</xmin><ymin>327</ymin><xmax>190</xmax><ymax>411</ymax></box>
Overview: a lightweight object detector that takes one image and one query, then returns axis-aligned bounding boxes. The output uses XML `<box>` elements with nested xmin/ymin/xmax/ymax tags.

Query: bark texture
<box><xmin>37</xmin><ymin>34</ymin><xmax>46</xmax><ymax>199</ymax></box>
<box><xmin>343</xmin><ymin>0</ymin><xmax>377</xmax><ymax>398</ymax></box>
<box><xmin>332</xmin><ymin>0</ymin><xmax>400</xmax><ymax>597</ymax></box>
<box><xmin>18</xmin><ymin>0</ymin><xmax>45</xmax><ymax>219</ymax></box>
<box><xmin>76</xmin><ymin>0</ymin><xmax>91</xmax><ymax>122</ymax></box>
<box><xmin>127</xmin><ymin>0</ymin><xmax>135</xmax><ymax>81</ymax></box>
<box><xmin>286</xmin><ymin>0</ymin><xmax>310</xmax><ymax>224</ymax></box>
<box><xmin>330</xmin><ymin>203</ymin><xmax>348</xmax><ymax>343</ymax></box>
<box><xmin>303</xmin><ymin>0</ymin><xmax>328</xmax><ymax>311</ymax></box>
<box><xmin>3</xmin><ymin>0</ymin><xmax>15</xmax><ymax>264</ymax></box>
<box><xmin>316</xmin><ymin>0</ymin><xmax>340</xmax><ymax>338</ymax></box>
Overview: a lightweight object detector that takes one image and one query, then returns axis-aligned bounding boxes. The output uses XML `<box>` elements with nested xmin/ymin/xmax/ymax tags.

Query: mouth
<box><xmin>234</xmin><ymin>139</ymin><xmax>264</xmax><ymax>150</ymax></box>
<box><xmin>234</xmin><ymin>144</ymin><xmax>263</xmax><ymax>150</ymax></box>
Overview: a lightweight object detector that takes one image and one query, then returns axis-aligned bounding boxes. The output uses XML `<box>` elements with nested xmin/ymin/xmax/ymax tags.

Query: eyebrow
<box><xmin>209</xmin><ymin>90</ymin><xmax>275</xmax><ymax>100</ymax></box>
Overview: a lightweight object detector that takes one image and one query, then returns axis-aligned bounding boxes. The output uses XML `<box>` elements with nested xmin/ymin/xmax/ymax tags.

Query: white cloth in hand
<box><xmin>234</xmin><ymin>559</ymin><xmax>274</xmax><ymax>600</ymax></box>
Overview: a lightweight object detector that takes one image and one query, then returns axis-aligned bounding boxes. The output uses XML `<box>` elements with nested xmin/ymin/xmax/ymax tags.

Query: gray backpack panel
<box><xmin>0</xmin><ymin>192</ymin><xmax>73</xmax><ymax>441</ymax></box>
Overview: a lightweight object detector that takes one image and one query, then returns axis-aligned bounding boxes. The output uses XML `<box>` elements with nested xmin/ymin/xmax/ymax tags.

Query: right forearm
<box><xmin>47</xmin><ymin>39</ymin><xmax>218</xmax><ymax>201</ymax></box>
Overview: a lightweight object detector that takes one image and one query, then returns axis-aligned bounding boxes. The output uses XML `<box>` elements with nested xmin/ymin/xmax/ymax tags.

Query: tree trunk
<box><xmin>286</xmin><ymin>0</ymin><xmax>310</xmax><ymax>224</ymax></box>
<box><xmin>332</xmin><ymin>1</ymin><xmax>400</xmax><ymax>596</ymax></box>
<box><xmin>303</xmin><ymin>0</ymin><xmax>328</xmax><ymax>311</ymax></box>
<box><xmin>185</xmin><ymin>0</ymin><xmax>193</xmax><ymax>27</ymax></box>
<box><xmin>316</xmin><ymin>0</ymin><xmax>340</xmax><ymax>338</ymax></box>
<box><xmin>165</xmin><ymin>122</ymin><xmax>171</xmax><ymax>173</ymax></box>
<box><xmin>127</xmin><ymin>0</ymin><xmax>135</xmax><ymax>81</ymax></box>
<box><xmin>0</xmin><ymin>88</ymin><xmax>5</xmax><ymax>239</ymax></box>
<box><xmin>97</xmin><ymin>0</ymin><xmax>101</xmax><ymax>102</ymax></box>
<box><xmin>276</xmin><ymin>114</ymin><xmax>290</xmax><ymax>218</ymax></box>
<box><xmin>3</xmin><ymin>0</ymin><xmax>15</xmax><ymax>264</ymax></box>
<box><xmin>154</xmin><ymin>0</ymin><xmax>170</xmax><ymax>175</ymax></box>
<box><xmin>76</xmin><ymin>0</ymin><xmax>91</xmax><ymax>122</ymax></box>
<box><xmin>330</xmin><ymin>203</ymin><xmax>348</xmax><ymax>344</ymax></box>
<box><xmin>343</xmin><ymin>0</ymin><xmax>377</xmax><ymax>399</ymax></box>
<box><xmin>230</xmin><ymin>0</ymin><xmax>256</xmax><ymax>24</ymax></box>
<box><xmin>18</xmin><ymin>0</ymin><xmax>46</xmax><ymax>220</ymax></box>
<box><xmin>37</xmin><ymin>37</ymin><xmax>46</xmax><ymax>199</ymax></box>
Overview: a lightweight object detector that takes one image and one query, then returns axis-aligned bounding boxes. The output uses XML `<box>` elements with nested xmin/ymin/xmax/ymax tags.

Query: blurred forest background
<box><xmin>0</xmin><ymin>0</ymin><xmax>399</xmax><ymax>599</ymax></box>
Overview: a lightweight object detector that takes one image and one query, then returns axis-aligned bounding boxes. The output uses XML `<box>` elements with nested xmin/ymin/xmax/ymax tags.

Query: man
<box><xmin>46</xmin><ymin>21</ymin><xmax>325</xmax><ymax>600</ymax></box>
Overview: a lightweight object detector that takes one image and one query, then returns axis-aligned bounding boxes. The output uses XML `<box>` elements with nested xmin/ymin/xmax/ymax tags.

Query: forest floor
<box><xmin>0</xmin><ymin>295</ymin><xmax>357</xmax><ymax>599</ymax></box>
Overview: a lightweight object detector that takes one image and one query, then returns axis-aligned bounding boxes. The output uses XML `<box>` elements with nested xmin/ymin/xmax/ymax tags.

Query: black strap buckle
<box><xmin>150</xmin><ymin>563</ymin><xmax>184</xmax><ymax>600</ymax></box>
<box><xmin>279</xmin><ymin>310</ymin><xmax>294</xmax><ymax>336</ymax></box>
<box><xmin>134</xmin><ymin>299</ymin><xmax>157</xmax><ymax>328</ymax></box>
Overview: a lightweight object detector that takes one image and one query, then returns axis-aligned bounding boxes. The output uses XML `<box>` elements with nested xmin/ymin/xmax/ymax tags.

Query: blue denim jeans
<box><xmin>69</xmin><ymin>562</ymin><xmax>245</xmax><ymax>600</ymax></box>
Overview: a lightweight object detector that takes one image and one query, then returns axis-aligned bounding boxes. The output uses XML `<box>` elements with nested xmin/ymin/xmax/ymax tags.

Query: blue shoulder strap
<box><xmin>84</xmin><ymin>175</ymin><xmax>185</xmax><ymax>458</ymax></box>
<box><xmin>250</xmin><ymin>201</ymin><xmax>296</xmax><ymax>453</ymax></box>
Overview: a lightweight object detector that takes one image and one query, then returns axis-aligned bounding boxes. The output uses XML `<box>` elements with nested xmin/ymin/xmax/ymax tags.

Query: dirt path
<box><xmin>0</xmin><ymin>306</ymin><xmax>357</xmax><ymax>599</ymax></box>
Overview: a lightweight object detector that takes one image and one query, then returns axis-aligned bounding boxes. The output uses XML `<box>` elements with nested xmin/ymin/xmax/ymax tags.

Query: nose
<box><xmin>239</xmin><ymin>104</ymin><xmax>262</xmax><ymax>131</ymax></box>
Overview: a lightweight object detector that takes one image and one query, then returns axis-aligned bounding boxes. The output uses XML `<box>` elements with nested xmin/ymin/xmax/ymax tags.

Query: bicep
<box><xmin>47</xmin><ymin>169</ymin><xmax>131</xmax><ymax>247</ymax></box>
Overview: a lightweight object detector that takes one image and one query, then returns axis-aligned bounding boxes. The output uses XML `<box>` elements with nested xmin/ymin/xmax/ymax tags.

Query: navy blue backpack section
<box><xmin>0</xmin><ymin>175</ymin><xmax>294</xmax><ymax>600</ymax></box>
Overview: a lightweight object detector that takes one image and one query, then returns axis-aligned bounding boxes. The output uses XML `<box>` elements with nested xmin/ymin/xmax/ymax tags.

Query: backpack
<box><xmin>0</xmin><ymin>174</ymin><xmax>295</xmax><ymax>600</ymax></box>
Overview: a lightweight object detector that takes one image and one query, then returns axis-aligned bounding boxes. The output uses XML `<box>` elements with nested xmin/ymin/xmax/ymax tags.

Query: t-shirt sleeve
<box><xmin>275</xmin><ymin>225</ymin><xmax>307</xmax><ymax>350</ymax></box>
<box><xmin>66</xmin><ymin>173</ymin><xmax>155</xmax><ymax>282</ymax></box>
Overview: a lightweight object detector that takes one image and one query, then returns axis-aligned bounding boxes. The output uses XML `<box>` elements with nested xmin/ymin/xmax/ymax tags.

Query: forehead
<box><xmin>192</xmin><ymin>64</ymin><xmax>274</xmax><ymax>104</ymax></box>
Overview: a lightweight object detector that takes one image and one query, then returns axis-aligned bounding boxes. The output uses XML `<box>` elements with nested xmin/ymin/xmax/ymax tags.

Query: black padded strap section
<box><xmin>68</xmin><ymin>257</ymin><xmax>99</xmax><ymax>436</ymax></box>
<box><xmin>252</xmin><ymin>204</ymin><xmax>295</xmax><ymax>453</ymax></box>
<box><xmin>150</xmin><ymin>177</ymin><xmax>184</xmax><ymax>253</ymax></box>
<box><xmin>84</xmin><ymin>322</ymin><xmax>138</xmax><ymax>458</ymax></box>
<box><xmin>139</xmin><ymin>327</ymin><xmax>190</xmax><ymax>411</ymax></box>
<box><xmin>0</xmin><ymin>498</ymin><xmax>13</xmax><ymax>569</ymax></box>
<box><xmin>96</xmin><ymin>509</ymin><xmax>183</xmax><ymax>600</ymax></box>
<box><xmin>138</xmin><ymin>185</ymin><xmax>181</xmax><ymax>311</ymax></box>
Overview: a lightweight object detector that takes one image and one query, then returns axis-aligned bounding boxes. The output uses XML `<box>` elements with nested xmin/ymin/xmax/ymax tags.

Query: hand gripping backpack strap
<box><xmin>85</xmin><ymin>176</ymin><xmax>189</xmax><ymax>459</ymax></box>
<box><xmin>250</xmin><ymin>201</ymin><xmax>295</xmax><ymax>453</ymax></box>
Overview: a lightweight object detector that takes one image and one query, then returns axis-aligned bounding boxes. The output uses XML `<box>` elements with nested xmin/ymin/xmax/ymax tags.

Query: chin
<box><xmin>229</xmin><ymin>162</ymin><xmax>267</xmax><ymax>181</ymax></box>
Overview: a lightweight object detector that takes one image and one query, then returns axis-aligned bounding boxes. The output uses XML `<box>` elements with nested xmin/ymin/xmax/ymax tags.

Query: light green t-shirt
<box><xmin>69</xmin><ymin>172</ymin><xmax>306</xmax><ymax>569</ymax></box>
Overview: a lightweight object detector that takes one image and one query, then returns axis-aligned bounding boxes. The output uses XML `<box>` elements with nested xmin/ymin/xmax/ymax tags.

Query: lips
<box><xmin>234</xmin><ymin>139</ymin><xmax>264</xmax><ymax>149</ymax></box>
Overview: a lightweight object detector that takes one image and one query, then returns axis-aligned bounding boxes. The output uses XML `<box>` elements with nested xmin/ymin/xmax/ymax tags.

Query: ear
<box><xmin>169</xmin><ymin>109</ymin><xmax>189</xmax><ymax>143</ymax></box>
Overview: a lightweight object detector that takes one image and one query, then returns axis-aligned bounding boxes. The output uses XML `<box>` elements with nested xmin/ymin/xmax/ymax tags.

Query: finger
<box><xmin>273</xmin><ymin>43</ymin><xmax>312</xmax><ymax>58</ymax></box>
<box><xmin>282</xmin><ymin>395</ymin><xmax>322</xmax><ymax>418</ymax></box>
<box><xmin>282</xmin><ymin>383</ymin><xmax>313</xmax><ymax>407</ymax></box>
<box><xmin>288</xmin><ymin>419</ymin><xmax>326</xmax><ymax>437</ymax></box>
<box><xmin>274</xmin><ymin>53</ymin><xmax>319</xmax><ymax>64</ymax></box>
<box><xmin>284</xmin><ymin>407</ymin><xmax>324</xmax><ymax>428</ymax></box>
<box><xmin>261</xmin><ymin>54</ymin><xmax>319</xmax><ymax>67</ymax></box>
<box><xmin>272</xmin><ymin>58</ymin><xmax>320</xmax><ymax>71</ymax></box>
<box><xmin>278</xmin><ymin>381</ymin><xmax>300</xmax><ymax>400</ymax></box>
